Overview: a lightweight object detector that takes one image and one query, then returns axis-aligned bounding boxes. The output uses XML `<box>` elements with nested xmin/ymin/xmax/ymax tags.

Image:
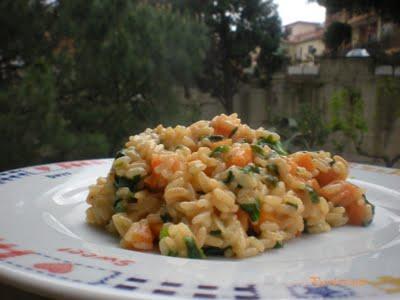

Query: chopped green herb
<box><xmin>329</xmin><ymin>159</ymin><xmax>336</xmax><ymax>166</ymax></box>
<box><xmin>362</xmin><ymin>194</ymin><xmax>374</xmax><ymax>227</ymax></box>
<box><xmin>184</xmin><ymin>236</ymin><xmax>206</xmax><ymax>259</ymax></box>
<box><xmin>114</xmin><ymin>174</ymin><xmax>141</xmax><ymax>192</ymax></box>
<box><xmin>257</xmin><ymin>136</ymin><xmax>288</xmax><ymax>156</ymax></box>
<box><xmin>363</xmin><ymin>194</ymin><xmax>375</xmax><ymax>216</ymax></box>
<box><xmin>207</xmin><ymin>135</ymin><xmax>225</xmax><ymax>142</ymax></box>
<box><xmin>203</xmin><ymin>246</ymin><xmax>230</xmax><ymax>256</ymax></box>
<box><xmin>251</xmin><ymin>144</ymin><xmax>266</xmax><ymax>157</ymax></box>
<box><xmin>285</xmin><ymin>202</ymin><xmax>298</xmax><ymax>209</ymax></box>
<box><xmin>224</xmin><ymin>170</ymin><xmax>234</xmax><ymax>184</ymax></box>
<box><xmin>239</xmin><ymin>199</ymin><xmax>261</xmax><ymax>222</ymax></box>
<box><xmin>210</xmin><ymin>145</ymin><xmax>230</xmax><ymax>157</ymax></box>
<box><xmin>115</xmin><ymin>149</ymin><xmax>126</xmax><ymax>159</ymax></box>
<box><xmin>267</xmin><ymin>163</ymin><xmax>279</xmax><ymax>176</ymax></box>
<box><xmin>305</xmin><ymin>185</ymin><xmax>319</xmax><ymax>203</ymax></box>
<box><xmin>159</xmin><ymin>226</ymin><xmax>169</xmax><ymax>240</ymax></box>
<box><xmin>127</xmin><ymin>196</ymin><xmax>138</xmax><ymax>204</ymax></box>
<box><xmin>113</xmin><ymin>199</ymin><xmax>125</xmax><ymax>213</ymax></box>
<box><xmin>161</xmin><ymin>212</ymin><xmax>172</xmax><ymax>223</ymax></box>
<box><xmin>264</xmin><ymin>174</ymin><xmax>279</xmax><ymax>187</ymax></box>
<box><xmin>247</xmin><ymin>227</ymin><xmax>258</xmax><ymax>237</ymax></box>
<box><xmin>242</xmin><ymin>165</ymin><xmax>260</xmax><ymax>174</ymax></box>
<box><xmin>210</xmin><ymin>230</ymin><xmax>222</xmax><ymax>236</ymax></box>
<box><xmin>273</xmin><ymin>241</ymin><xmax>283</xmax><ymax>249</ymax></box>
<box><xmin>229</xmin><ymin>126</ymin><xmax>238</xmax><ymax>138</ymax></box>
<box><xmin>167</xmin><ymin>250</ymin><xmax>178</xmax><ymax>257</ymax></box>
<box><xmin>237</xmin><ymin>184</ymin><xmax>243</xmax><ymax>189</ymax></box>
<box><xmin>303</xmin><ymin>219</ymin><xmax>309</xmax><ymax>233</ymax></box>
<box><xmin>258</xmin><ymin>135</ymin><xmax>275</xmax><ymax>145</ymax></box>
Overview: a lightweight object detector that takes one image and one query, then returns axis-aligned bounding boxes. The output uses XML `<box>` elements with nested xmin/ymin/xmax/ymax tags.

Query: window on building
<box><xmin>308</xmin><ymin>45</ymin><xmax>316</xmax><ymax>55</ymax></box>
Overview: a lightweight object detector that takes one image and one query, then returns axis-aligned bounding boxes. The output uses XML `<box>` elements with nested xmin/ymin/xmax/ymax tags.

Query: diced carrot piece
<box><xmin>320</xmin><ymin>181</ymin><xmax>362</xmax><ymax>207</ymax></box>
<box><xmin>204</xmin><ymin>166</ymin><xmax>215</xmax><ymax>177</ymax></box>
<box><xmin>346</xmin><ymin>201</ymin><xmax>367</xmax><ymax>226</ymax></box>
<box><xmin>213</xmin><ymin>121</ymin><xmax>235</xmax><ymax>137</ymax></box>
<box><xmin>316</xmin><ymin>169</ymin><xmax>339</xmax><ymax>187</ymax></box>
<box><xmin>171</xmin><ymin>159</ymin><xmax>182</xmax><ymax>172</ymax></box>
<box><xmin>151</xmin><ymin>154</ymin><xmax>181</xmax><ymax>173</ymax></box>
<box><xmin>151</xmin><ymin>155</ymin><xmax>162</xmax><ymax>170</ymax></box>
<box><xmin>288</xmin><ymin>160</ymin><xmax>299</xmax><ymax>176</ymax></box>
<box><xmin>236</xmin><ymin>209</ymin><xmax>249</xmax><ymax>232</ymax></box>
<box><xmin>253</xmin><ymin>210</ymin><xmax>280</xmax><ymax>233</ymax></box>
<box><xmin>211</xmin><ymin>115</ymin><xmax>239</xmax><ymax>137</ymax></box>
<box><xmin>226</xmin><ymin>145</ymin><xmax>252</xmax><ymax>167</ymax></box>
<box><xmin>149</xmin><ymin>222</ymin><xmax>163</xmax><ymax>238</ymax></box>
<box><xmin>144</xmin><ymin>173</ymin><xmax>167</xmax><ymax>190</ymax></box>
<box><xmin>125</xmin><ymin>221</ymin><xmax>154</xmax><ymax>250</ymax></box>
<box><xmin>293</xmin><ymin>153</ymin><xmax>315</xmax><ymax>172</ymax></box>
<box><xmin>259</xmin><ymin>210</ymin><xmax>280</xmax><ymax>224</ymax></box>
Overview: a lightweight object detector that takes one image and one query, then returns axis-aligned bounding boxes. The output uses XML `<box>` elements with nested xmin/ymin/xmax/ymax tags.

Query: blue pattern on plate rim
<box><xmin>288</xmin><ymin>284</ymin><xmax>355</xmax><ymax>298</ymax></box>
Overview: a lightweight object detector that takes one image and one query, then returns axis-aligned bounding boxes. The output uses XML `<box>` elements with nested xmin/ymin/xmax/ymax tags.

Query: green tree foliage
<box><xmin>0</xmin><ymin>0</ymin><xmax>208</xmax><ymax>170</ymax></box>
<box><xmin>330</xmin><ymin>88</ymin><xmax>368</xmax><ymax>142</ymax></box>
<box><xmin>0</xmin><ymin>0</ymin><xmax>51</xmax><ymax>85</ymax></box>
<box><xmin>269</xmin><ymin>103</ymin><xmax>330</xmax><ymax>152</ymax></box>
<box><xmin>316</xmin><ymin>0</ymin><xmax>400</xmax><ymax>23</ymax></box>
<box><xmin>170</xmin><ymin>0</ymin><xmax>282</xmax><ymax>113</ymax></box>
<box><xmin>324</xmin><ymin>22</ymin><xmax>352</xmax><ymax>54</ymax></box>
<box><xmin>52</xmin><ymin>1</ymin><xmax>208</xmax><ymax>147</ymax></box>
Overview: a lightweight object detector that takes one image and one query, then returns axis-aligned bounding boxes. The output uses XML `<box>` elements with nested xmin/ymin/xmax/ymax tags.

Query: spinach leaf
<box><xmin>362</xmin><ymin>194</ymin><xmax>375</xmax><ymax>227</ymax></box>
<box><xmin>223</xmin><ymin>170</ymin><xmax>234</xmax><ymax>184</ymax></box>
<box><xmin>161</xmin><ymin>212</ymin><xmax>172</xmax><ymax>223</ymax></box>
<box><xmin>264</xmin><ymin>174</ymin><xmax>279</xmax><ymax>187</ymax></box>
<box><xmin>210</xmin><ymin>230</ymin><xmax>222</xmax><ymax>236</ymax></box>
<box><xmin>113</xmin><ymin>199</ymin><xmax>125</xmax><ymax>213</ymax></box>
<box><xmin>239</xmin><ymin>199</ymin><xmax>261</xmax><ymax>222</ymax></box>
<box><xmin>303</xmin><ymin>219</ymin><xmax>309</xmax><ymax>233</ymax></box>
<box><xmin>167</xmin><ymin>250</ymin><xmax>178</xmax><ymax>257</ymax></box>
<box><xmin>242</xmin><ymin>165</ymin><xmax>260</xmax><ymax>174</ymax></box>
<box><xmin>114</xmin><ymin>174</ymin><xmax>141</xmax><ymax>192</ymax></box>
<box><xmin>257</xmin><ymin>136</ymin><xmax>288</xmax><ymax>156</ymax></box>
<box><xmin>184</xmin><ymin>237</ymin><xmax>206</xmax><ymax>259</ymax></box>
<box><xmin>210</xmin><ymin>145</ymin><xmax>230</xmax><ymax>157</ymax></box>
<box><xmin>115</xmin><ymin>149</ymin><xmax>126</xmax><ymax>159</ymax></box>
<box><xmin>203</xmin><ymin>246</ymin><xmax>230</xmax><ymax>256</ymax></box>
<box><xmin>267</xmin><ymin>163</ymin><xmax>279</xmax><ymax>176</ymax></box>
<box><xmin>127</xmin><ymin>195</ymin><xmax>138</xmax><ymax>204</ymax></box>
<box><xmin>208</xmin><ymin>135</ymin><xmax>224</xmax><ymax>142</ymax></box>
<box><xmin>251</xmin><ymin>144</ymin><xmax>266</xmax><ymax>157</ymax></box>
<box><xmin>285</xmin><ymin>202</ymin><xmax>298</xmax><ymax>209</ymax></box>
<box><xmin>229</xmin><ymin>126</ymin><xmax>238</xmax><ymax>138</ymax></box>
<box><xmin>159</xmin><ymin>226</ymin><xmax>169</xmax><ymax>240</ymax></box>
<box><xmin>305</xmin><ymin>185</ymin><xmax>319</xmax><ymax>203</ymax></box>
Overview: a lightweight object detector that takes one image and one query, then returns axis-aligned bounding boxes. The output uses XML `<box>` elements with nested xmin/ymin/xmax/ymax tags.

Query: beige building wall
<box><xmin>288</xmin><ymin>38</ymin><xmax>325</xmax><ymax>62</ymax></box>
<box><xmin>177</xmin><ymin>59</ymin><xmax>400</xmax><ymax>168</ymax></box>
<box><xmin>284</xmin><ymin>22</ymin><xmax>325</xmax><ymax>63</ymax></box>
<box><xmin>287</xmin><ymin>22</ymin><xmax>320</xmax><ymax>37</ymax></box>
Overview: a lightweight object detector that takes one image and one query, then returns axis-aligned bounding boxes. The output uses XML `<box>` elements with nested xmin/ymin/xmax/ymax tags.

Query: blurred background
<box><xmin>1</xmin><ymin>0</ymin><xmax>399</xmax><ymax>171</ymax></box>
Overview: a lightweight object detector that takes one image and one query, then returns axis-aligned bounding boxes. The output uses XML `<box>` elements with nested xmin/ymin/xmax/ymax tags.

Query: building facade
<box><xmin>283</xmin><ymin>21</ymin><xmax>325</xmax><ymax>64</ymax></box>
<box><xmin>325</xmin><ymin>9</ymin><xmax>400</xmax><ymax>53</ymax></box>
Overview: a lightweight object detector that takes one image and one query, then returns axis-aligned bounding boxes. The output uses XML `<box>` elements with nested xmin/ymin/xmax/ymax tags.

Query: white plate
<box><xmin>0</xmin><ymin>159</ymin><xmax>400</xmax><ymax>300</ymax></box>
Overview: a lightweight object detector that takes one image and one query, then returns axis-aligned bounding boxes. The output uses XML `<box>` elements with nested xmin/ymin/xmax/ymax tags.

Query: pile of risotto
<box><xmin>86</xmin><ymin>114</ymin><xmax>375</xmax><ymax>259</ymax></box>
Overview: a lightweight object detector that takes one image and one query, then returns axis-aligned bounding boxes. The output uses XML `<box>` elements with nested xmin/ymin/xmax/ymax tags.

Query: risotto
<box><xmin>86</xmin><ymin>114</ymin><xmax>375</xmax><ymax>259</ymax></box>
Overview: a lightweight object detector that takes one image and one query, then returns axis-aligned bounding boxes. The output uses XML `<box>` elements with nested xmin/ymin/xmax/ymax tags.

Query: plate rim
<box><xmin>0</xmin><ymin>159</ymin><xmax>399</xmax><ymax>300</ymax></box>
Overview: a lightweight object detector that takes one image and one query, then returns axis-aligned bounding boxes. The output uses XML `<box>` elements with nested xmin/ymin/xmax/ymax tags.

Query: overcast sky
<box><xmin>274</xmin><ymin>0</ymin><xmax>326</xmax><ymax>26</ymax></box>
